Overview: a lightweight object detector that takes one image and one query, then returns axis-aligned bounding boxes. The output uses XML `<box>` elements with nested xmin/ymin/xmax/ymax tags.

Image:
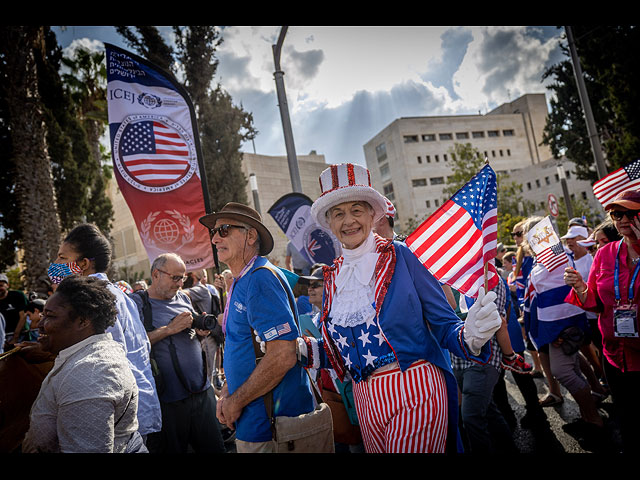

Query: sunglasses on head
<box><xmin>211</xmin><ymin>224</ymin><xmax>248</xmax><ymax>238</ymax></box>
<box><xmin>609</xmin><ymin>209</ymin><xmax>640</xmax><ymax>221</ymax></box>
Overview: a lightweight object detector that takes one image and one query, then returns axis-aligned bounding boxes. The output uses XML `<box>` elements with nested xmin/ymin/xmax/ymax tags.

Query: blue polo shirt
<box><xmin>224</xmin><ymin>256</ymin><xmax>315</xmax><ymax>443</ymax></box>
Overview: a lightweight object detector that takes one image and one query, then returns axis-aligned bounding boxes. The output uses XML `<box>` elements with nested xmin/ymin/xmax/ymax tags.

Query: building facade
<box><xmin>363</xmin><ymin>93</ymin><xmax>603</xmax><ymax>231</ymax></box>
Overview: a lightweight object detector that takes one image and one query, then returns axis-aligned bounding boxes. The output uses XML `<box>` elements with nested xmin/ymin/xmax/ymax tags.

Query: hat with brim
<box><xmin>561</xmin><ymin>225</ymin><xmax>589</xmax><ymax>240</ymax></box>
<box><xmin>577</xmin><ymin>237</ymin><xmax>596</xmax><ymax>248</ymax></box>
<box><xmin>199</xmin><ymin>202</ymin><xmax>274</xmax><ymax>256</ymax></box>
<box><xmin>605</xmin><ymin>189</ymin><xmax>640</xmax><ymax>211</ymax></box>
<box><xmin>310</xmin><ymin>163</ymin><xmax>387</xmax><ymax>229</ymax></box>
<box><xmin>298</xmin><ymin>265</ymin><xmax>326</xmax><ymax>285</ymax></box>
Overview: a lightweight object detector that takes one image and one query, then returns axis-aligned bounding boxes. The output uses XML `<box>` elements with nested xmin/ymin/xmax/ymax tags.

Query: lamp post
<box><xmin>273</xmin><ymin>26</ymin><xmax>303</xmax><ymax>193</ymax></box>
<box><xmin>557</xmin><ymin>162</ymin><xmax>574</xmax><ymax>219</ymax></box>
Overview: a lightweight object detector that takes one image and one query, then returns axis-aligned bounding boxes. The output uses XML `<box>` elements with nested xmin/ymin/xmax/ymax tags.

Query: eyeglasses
<box><xmin>511</xmin><ymin>231</ymin><xmax>523</xmax><ymax>238</ymax></box>
<box><xmin>609</xmin><ymin>209</ymin><xmax>640</xmax><ymax>221</ymax></box>
<box><xmin>211</xmin><ymin>224</ymin><xmax>248</xmax><ymax>238</ymax></box>
<box><xmin>156</xmin><ymin>269</ymin><xmax>187</xmax><ymax>283</ymax></box>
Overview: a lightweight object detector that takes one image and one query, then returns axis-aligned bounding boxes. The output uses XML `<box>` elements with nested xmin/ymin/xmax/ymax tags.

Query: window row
<box><xmin>416</xmin><ymin>148</ymin><xmax>511</xmax><ymax>165</ymax></box>
<box><xmin>404</xmin><ymin>129</ymin><xmax>514</xmax><ymax>144</ymax></box>
<box><xmin>526</xmin><ymin>171</ymin><xmax>572</xmax><ymax>189</ymax></box>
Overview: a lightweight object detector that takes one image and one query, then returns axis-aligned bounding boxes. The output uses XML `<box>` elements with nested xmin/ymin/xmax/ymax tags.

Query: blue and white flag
<box><xmin>268</xmin><ymin>192</ymin><xmax>341</xmax><ymax>267</ymax></box>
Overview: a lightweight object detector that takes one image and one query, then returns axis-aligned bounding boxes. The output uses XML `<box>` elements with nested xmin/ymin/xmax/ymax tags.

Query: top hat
<box><xmin>199</xmin><ymin>202</ymin><xmax>274</xmax><ymax>256</ymax></box>
<box><xmin>310</xmin><ymin>163</ymin><xmax>387</xmax><ymax>229</ymax></box>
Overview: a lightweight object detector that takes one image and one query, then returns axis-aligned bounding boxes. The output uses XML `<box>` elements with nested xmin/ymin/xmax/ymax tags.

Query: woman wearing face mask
<box><xmin>297</xmin><ymin>163</ymin><xmax>502</xmax><ymax>453</ymax></box>
<box><xmin>565</xmin><ymin>189</ymin><xmax>640</xmax><ymax>453</ymax></box>
<box><xmin>46</xmin><ymin>223</ymin><xmax>162</xmax><ymax>442</ymax></box>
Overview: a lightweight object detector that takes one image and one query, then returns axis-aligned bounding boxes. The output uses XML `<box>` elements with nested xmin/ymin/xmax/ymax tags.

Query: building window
<box><xmin>507</xmin><ymin>149</ymin><xmax>511</xmax><ymax>156</ymax></box>
<box><xmin>499</xmin><ymin>150</ymin><xmax>503</xmax><ymax>157</ymax></box>
<box><xmin>435</xmin><ymin>155</ymin><xmax>440</xmax><ymax>163</ymax></box>
<box><xmin>376</xmin><ymin>143</ymin><xmax>387</xmax><ymax>163</ymax></box>
<box><xmin>417</xmin><ymin>156</ymin><xmax>422</xmax><ymax>164</ymax></box>
<box><xmin>443</xmin><ymin>154</ymin><xmax>448</xmax><ymax>162</ymax></box>
<box><xmin>535</xmin><ymin>179</ymin><xmax>541</xmax><ymax>188</ymax></box>
<box><xmin>412</xmin><ymin>178</ymin><xmax>427</xmax><ymax>187</ymax></box>
<box><xmin>503</xmin><ymin>129</ymin><xmax>514</xmax><ymax>136</ymax></box>
<box><xmin>554</xmin><ymin>173</ymin><xmax>560</xmax><ymax>182</ymax></box>
<box><xmin>456</xmin><ymin>132</ymin><xmax>469</xmax><ymax>139</ymax></box>
<box><xmin>380</xmin><ymin>163</ymin><xmax>390</xmax><ymax>180</ymax></box>
<box><xmin>581</xmin><ymin>191</ymin><xmax>588</xmax><ymax>200</ymax></box>
<box><xmin>430</xmin><ymin>177</ymin><xmax>445</xmax><ymax>185</ymax></box>
<box><xmin>488</xmin><ymin>130</ymin><xmax>499</xmax><ymax>137</ymax></box>
<box><xmin>526</xmin><ymin>181</ymin><xmax>532</xmax><ymax>190</ymax></box>
<box><xmin>426</xmin><ymin>155</ymin><xmax>431</xmax><ymax>163</ymax></box>
<box><xmin>472</xmin><ymin>131</ymin><xmax>485</xmax><ymax>138</ymax></box>
<box><xmin>404</xmin><ymin>135</ymin><xmax>419</xmax><ymax>143</ymax></box>
<box><xmin>422</xmin><ymin>134</ymin><xmax>436</xmax><ymax>142</ymax></box>
<box><xmin>426</xmin><ymin>200</ymin><xmax>431</xmax><ymax>208</ymax></box>
<box><xmin>439</xmin><ymin>133</ymin><xmax>453</xmax><ymax>141</ymax></box>
<box><xmin>434</xmin><ymin>199</ymin><xmax>440</xmax><ymax>207</ymax></box>
<box><xmin>545</xmin><ymin>176</ymin><xmax>550</xmax><ymax>185</ymax></box>
<box><xmin>383</xmin><ymin>183</ymin><xmax>394</xmax><ymax>201</ymax></box>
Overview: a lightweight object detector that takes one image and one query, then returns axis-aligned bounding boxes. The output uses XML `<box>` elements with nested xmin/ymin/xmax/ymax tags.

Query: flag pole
<box><xmin>484</xmin><ymin>155</ymin><xmax>490</xmax><ymax>292</ymax></box>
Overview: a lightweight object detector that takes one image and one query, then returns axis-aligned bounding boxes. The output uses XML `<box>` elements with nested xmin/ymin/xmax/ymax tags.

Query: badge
<box><xmin>613</xmin><ymin>304</ymin><xmax>639</xmax><ymax>338</ymax></box>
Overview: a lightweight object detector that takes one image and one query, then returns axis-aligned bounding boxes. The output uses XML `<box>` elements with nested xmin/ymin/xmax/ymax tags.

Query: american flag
<box><xmin>406</xmin><ymin>164</ymin><xmax>499</xmax><ymax>298</ymax></box>
<box><xmin>120</xmin><ymin>120</ymin><xmax>191</xmax><ymax>187</ymax></box>
<box><xmin>536</xmin><ymin>242</ymin><xmax>569</xmax><ymax>272</ymax></box>
<box><xmin>593</xmin><ymin>159</ymin><xmax>640</xmax><ymax>208</ymax></box>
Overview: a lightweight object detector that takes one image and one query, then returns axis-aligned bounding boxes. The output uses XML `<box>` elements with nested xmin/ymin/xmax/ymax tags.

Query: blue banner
<box><xmin>268</xmin><ymin>193</ymin><xmax>341</xmax><ymax>267</ymax></box>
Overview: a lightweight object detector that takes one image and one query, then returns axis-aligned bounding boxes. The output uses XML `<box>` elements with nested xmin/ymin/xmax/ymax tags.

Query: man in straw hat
<box><xmin>296</xmin><ymin>163</ymin><xmax>502</xmax><ymax>453</ymax></box>
<box><xmin>199</xmin><ymin>203</ymin><xmax>315</xmax><ymax>453</ymax></box>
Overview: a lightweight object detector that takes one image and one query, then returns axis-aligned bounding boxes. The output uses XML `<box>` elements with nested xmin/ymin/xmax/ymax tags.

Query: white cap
<box><xmin>561</xmin><ymin>225</ymin><xmax>589</xmax><ymax>240</ymax></box>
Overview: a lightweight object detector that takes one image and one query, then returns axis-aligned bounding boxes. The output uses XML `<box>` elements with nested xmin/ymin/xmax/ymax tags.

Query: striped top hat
<box><xmin>310</xmin><ymin>163</ymin><xmax>387</xmax><ymax>229</ymax></box>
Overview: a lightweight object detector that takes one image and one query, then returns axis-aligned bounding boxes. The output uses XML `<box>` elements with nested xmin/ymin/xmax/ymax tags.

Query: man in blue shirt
<box><xmin>200</xmin><ymin>203</ymin><xmax>315</xmax><ymax>453</ymax></box>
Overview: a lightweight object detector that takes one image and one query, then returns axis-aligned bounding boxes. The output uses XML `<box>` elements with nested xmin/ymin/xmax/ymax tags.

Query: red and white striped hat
<box><xmin>384</xmin><ymin>196</ymin><xmax>396</xmax><ymax>218</ymax></box>
<box><xmin>310</xmin><ymin>163</ymin><xmax>387</xmax><ymax>228</ymax></box>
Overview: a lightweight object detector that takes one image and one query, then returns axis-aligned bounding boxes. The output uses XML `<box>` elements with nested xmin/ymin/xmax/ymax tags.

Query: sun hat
<box><xmin>199</xmin><ymin>202</ymin><xmax>274</xmax><ymax>256</ymax></box>
<box><xmin>561</xmin><ymin>225</ymin><xmax>588</xmax><ymax>240</ymax></box>
<box><xmin>604</xmin><ymin>189</ymin><xmax>640</xmax><ymax>211</ymax></box>
<box><xmin>310</xmin><ymin>163</ymin><xmax>387</xmax><ymax>229</ymax></box>
<box><xmin>297</xmin><ymin>265</ymin><xmax>326</xmax><ymax>285</ymax></box>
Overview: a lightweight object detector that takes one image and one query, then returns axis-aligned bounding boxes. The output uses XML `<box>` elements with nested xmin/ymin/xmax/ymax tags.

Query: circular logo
<box><xmin>153</xmin><ymin>218</ymin><xmax>180</xmax><ymax>244</ymax></box>
<box><xmin>113</xmin><ymin>114</ymin><xmax>197</xmax><ymax>193</ymax></box>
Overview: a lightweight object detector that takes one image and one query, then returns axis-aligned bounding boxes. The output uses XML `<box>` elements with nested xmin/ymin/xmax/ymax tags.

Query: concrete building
<box><xmin>362</xmin><ymin>93</ymin><xmax>603</xmax><ymax>231</ymax></box>
<box><xmin>107</xmin><ymin>151</ymin><xmax>329</xmax><ymax>281</ymax></box>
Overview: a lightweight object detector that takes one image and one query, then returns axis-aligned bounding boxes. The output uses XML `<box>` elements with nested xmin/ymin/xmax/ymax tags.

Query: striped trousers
<box><xmin>352</xmin><ymin>360</ymin><xmax>448</xmax><ymax>453</ymax></box>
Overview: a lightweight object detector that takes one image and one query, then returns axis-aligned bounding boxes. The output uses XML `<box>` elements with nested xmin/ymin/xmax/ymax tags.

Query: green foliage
<box><xmin>543</xmin><ymin>26</ymin><xmax>640</xmax><ymax>182</ymax></box>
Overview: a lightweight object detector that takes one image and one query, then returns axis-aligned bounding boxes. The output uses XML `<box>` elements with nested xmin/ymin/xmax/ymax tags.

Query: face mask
<box><xmin>47</xmin><ymin>261</ymin><xmax>82</xmax><ymax>284</ymax></box>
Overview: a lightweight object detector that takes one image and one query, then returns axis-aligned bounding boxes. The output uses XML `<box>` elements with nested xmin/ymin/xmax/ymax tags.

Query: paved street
<box><xmin>503</xmin><ymin>352</ymin><xmax>622</xmax><ymax>454</ymax></box>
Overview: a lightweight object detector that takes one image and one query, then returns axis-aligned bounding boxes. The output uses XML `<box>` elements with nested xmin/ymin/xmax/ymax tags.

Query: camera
<box><xmin>192</xmin><ymin>313</ymin><xmax>218</xmax><ymax>331</ymax></box>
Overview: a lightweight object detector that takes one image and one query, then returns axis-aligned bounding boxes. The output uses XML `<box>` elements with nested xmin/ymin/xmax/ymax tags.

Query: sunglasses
<box><xmin>308</xmin><ymin>282</ymin><xmax>323</xmax><ymax>289</ymax></box>
<box><xmin>609</xmin><ymin>209</ymin><xmax>640</xmax><ymax>221</ymax></box>
<box><xmin>211</xmin><ymin>224</ymin><xmax>248</xmax><ymax>238</ymax></box>
<box><xmin>156</xmin><ymin>269</ymin><xmax>187</xmax><ymax>283</ymax></box>
<box><xmin>511</xmin><ymin>231</ymin><xmax>523</xmax><ymax>238</ymax></box>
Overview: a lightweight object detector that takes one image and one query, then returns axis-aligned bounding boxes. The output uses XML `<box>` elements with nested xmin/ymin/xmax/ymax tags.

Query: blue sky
<box><xmin>53</xmin><ymin>26</ymin><xmax>567</xmax><ymax>167</ymax></box>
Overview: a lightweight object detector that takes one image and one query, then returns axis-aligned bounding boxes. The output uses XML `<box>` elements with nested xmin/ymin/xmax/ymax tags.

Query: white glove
<box><xmin>463</xmin><ymin>286</ymin><xmax>502</xmax><ymax>356</ymax></box>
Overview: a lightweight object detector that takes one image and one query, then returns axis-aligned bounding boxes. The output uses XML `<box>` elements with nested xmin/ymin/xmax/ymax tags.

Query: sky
<box><xmin>52</xmin><ymin>26</ymin><xmax>568</xmax><ymax>167</ymax></box>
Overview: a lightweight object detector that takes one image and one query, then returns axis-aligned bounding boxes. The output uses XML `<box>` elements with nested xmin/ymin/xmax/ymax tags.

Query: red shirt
<box><xmin>566</xmin><ymin>240</ymin><xmax>640</xmax><ymax>372</ymax></box>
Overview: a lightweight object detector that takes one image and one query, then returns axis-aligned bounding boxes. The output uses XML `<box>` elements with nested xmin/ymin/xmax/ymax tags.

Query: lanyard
<box><xmin>614</xmin><ymin>241</ymin><xmax>640</xmax><ymax>304</ymax></box>
<box><xmin>221</xmin><ymin>255</ymin><xmax>258</xmax><ymax>334</ymax></box>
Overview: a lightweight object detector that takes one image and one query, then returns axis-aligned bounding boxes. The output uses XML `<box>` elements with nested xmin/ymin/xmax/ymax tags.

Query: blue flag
<box><xmin>268</xmin><ymin>193</ymin><xmax>341</xmax><ymax>267</ymax></box>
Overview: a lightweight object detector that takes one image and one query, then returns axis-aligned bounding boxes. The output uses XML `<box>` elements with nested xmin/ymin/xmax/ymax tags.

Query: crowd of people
<box><xmin>1</xmin><ymin>162</ymin><xmax>638</xmax><ymax>454</ymax></box>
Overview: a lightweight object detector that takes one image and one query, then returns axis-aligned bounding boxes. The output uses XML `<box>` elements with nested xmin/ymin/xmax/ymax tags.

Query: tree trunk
<box><xmin>3</xmin><ymin>26</ymin><xmax>61</xmax><ymax>292</ymax></box>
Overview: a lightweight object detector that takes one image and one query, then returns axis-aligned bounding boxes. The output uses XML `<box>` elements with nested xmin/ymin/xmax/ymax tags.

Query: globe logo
<box><xmin>153</xmin><ymin>218</ymin><xmax>180</xmax><ymax>244</ymax></box>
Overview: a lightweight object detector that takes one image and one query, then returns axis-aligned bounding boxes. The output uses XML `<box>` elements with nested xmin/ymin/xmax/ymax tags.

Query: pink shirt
<box><xmin>566</xmin><ymin>239</ymin><xmax>640</xmax><ymax>372</ymax></box>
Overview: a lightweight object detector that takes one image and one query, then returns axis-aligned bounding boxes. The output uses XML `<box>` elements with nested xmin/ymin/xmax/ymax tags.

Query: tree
<box><xmin>542</xmin><ymin>26</ymin><xmax>640</xmax><ymax>182</ymax></box>
<box><xmin>115</xmin><ymin>26</ymin><xmax>175</xmax><ymax>74</ymax></box>
<box><xmin>0</xmin><ymin>26</ymin><xmax>62</xmax><ymax>291</ymax></box>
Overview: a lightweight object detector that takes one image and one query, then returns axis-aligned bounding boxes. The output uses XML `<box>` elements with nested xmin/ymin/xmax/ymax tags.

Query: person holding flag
<box><xmin>297</xmin><ymin>163</ymin><xmax>502</xmax><ymax>453</ymax></box>
<box><xmin>521</xmin><ymin>216</ymin><xmax>604</xmax><ymax>443</ymax></box>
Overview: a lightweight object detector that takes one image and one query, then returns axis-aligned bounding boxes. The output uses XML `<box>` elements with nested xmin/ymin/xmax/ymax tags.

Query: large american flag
<box><xmin>536</xmin><ymin>242</ymin><xmax>569</xmax><ymax>272</ymax></box>
<box><xmin>406</xmin><ymin>164</ymin><xmax>499</xmax><ymax>298</ymax></box>
<box><xmin>120</xmin><ymin>120</ymin><xmax>191</xmax><ymax>187</ymax></box>
<box><xmin>593</xmin><ymin>159</ymin><xmax>640</xmax><ymax>208</ymax></box>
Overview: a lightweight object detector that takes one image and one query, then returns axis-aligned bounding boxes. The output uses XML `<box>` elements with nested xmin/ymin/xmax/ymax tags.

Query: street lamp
<box><xmin>556</xmin><ymin>162</ymin><xmax>574</xmax><ymax>219</ymax></box>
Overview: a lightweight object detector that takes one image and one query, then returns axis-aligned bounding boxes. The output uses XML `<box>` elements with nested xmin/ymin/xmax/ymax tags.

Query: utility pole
<box><xmin>273</xmin><ymin>26</ymin><xmax>303</xmax><ymax>193</ymax></box>
<box><xmin>565</xmin><ymin>26</ymin><xmax>608</xmax><ymax>180</ymax></box>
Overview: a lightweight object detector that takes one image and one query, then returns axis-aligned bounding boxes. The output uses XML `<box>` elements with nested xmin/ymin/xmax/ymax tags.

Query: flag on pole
<box><xmin>105</xmin><ymin>43</ymin><xmax>214</xmax><ymax>271</ymax></box>
<box><xmin>405</xmin><ymin>164</ymin><xmax>499</xmax><ymax>298</ymax></box>
<box><xmin>268</xmin><ymin>192</ymin><xmax>342</xmax><ymax>267</ymax></box>
<box><xmin>526</xmin><ymin>216</ymin><xmax>569</xmax><ymax>273</ymax></box>
<box><xmin>593</xmin><ymin>158</ymin><xmax>640</xmax><ymax>208</ymax></box>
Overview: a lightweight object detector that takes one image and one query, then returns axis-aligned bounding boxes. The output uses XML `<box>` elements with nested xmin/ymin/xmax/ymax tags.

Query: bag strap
<box><xmin>250</xmin><ymin>266</ymin><xmax>324</xmax><ymax>428</ymax></box>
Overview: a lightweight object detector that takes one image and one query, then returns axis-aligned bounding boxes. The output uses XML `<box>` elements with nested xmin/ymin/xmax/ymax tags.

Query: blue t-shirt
<box><xmin>224</xmin><ymin>257</ymin><xmax>315</xmax><ymax>443</ymax></box>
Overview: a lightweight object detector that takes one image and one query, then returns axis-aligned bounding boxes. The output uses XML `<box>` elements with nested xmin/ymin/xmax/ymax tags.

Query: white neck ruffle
<box><xmin>330</xmin><ymin>232</ymin><xmax>379</xmax><ymax>328</ymax></box>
